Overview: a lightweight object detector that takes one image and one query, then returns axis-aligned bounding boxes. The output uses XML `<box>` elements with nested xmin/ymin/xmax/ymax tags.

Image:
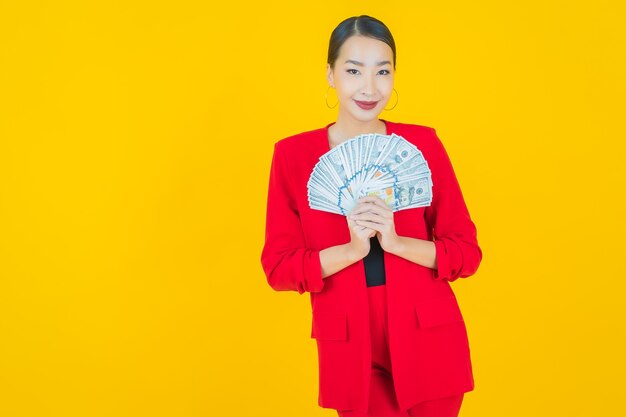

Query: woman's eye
<box><xmin>346</xmin><ymin>68</ymin><xmax>389</xmax><ymax>75</ymax></box>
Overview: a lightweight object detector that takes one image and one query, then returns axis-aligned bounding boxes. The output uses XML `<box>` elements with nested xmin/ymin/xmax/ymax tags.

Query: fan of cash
<box><xmin>307</xmin><ymin>133</ymin><xmax>433</xmax><ymax>216</ymax></box>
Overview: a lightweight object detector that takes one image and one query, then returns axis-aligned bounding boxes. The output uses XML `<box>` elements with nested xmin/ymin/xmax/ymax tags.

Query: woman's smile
<box><xmin>354</xmin><ymin>99</ymin><xmax>379</xmax><ymax>110</ymax></box>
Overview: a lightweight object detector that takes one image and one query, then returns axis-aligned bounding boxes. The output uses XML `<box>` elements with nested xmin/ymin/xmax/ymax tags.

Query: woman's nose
<box><xmin>361</xmin><ymin>74</ymin><xmax>375</xmax><ymax>96</ymax></box>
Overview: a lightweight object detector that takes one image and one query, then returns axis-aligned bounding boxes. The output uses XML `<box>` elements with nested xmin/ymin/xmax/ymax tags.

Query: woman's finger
<box><xmin>353</xmin><ymin>199</ymin><xmax>392</xmax><ymax>217</ymax></box>
<box><xmin>348</xmin><ymin>216</ymin><xmax>375</xmax><ymax>236</ymax></box>
<box><xmin>350</xmin><ymin>202</ymin><xmax>384</xmax><ymax>217</ymax></box>
<box><xmin>349</xmin><ymin>205</ymin><xmax>392</xmax><ymax>221</ymax></box>
<box><xmin>357</xmin><ymin>195</ymin><xmax>392</xmax><ymax>211</ymax></box>
<box><xmin>355</xmin><ymin>219</ymin><xmax>383</xmax><ymax>233</ymax></box>
<box><xmin>351</xmin><ymin>212</ymin><xmax>386</xmax><ymax>225</ymax></box>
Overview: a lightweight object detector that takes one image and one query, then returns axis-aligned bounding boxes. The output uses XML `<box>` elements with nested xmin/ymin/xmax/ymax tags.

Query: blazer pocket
<box><xmin>311</xmin><ymin>311</ymin><xmax>348</xmax><ymax>341</ymax></box>
<box><xmin>414</xmin><ymin>295</ymin><xmax>464</xmax><ymax>328</ymax></box>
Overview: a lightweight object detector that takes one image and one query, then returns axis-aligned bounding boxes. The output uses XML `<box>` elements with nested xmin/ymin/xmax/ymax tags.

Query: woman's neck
<box><xmin>328</xmin><ymin>111</ymin><xmax>387</xmax><ymax>147</ymax></box>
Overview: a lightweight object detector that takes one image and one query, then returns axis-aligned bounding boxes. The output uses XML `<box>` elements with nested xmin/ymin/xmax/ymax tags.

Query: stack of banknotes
<box><xmin>307</xmin><ymin>133</ymin><xmax>434</xmax><ymax>216</ymax></box>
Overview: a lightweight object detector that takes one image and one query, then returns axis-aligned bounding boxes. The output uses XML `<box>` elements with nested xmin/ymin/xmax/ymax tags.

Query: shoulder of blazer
<box><xmin>273</xmin><ymin>126</ymin><xmax>325</xmax><ymax>154</ymax></box>
<box><xmin>388</xmin><ymin>121</ymin><xmax>444</xmax><ymax>153</ymax></box>
<box><xmin>390</xmin><ymin>120</ymin><xmax>436</xmax><ymax>138</ymax></box>
<box><xmin>271</xmin><ymin>121</ymin><xmax>442</xmax><ymax>156</ymax></box>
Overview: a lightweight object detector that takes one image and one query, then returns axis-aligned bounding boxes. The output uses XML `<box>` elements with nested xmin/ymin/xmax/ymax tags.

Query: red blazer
<box><xmin>260</xmin><ymin>119</ymin><xmax>482</xmax><ymax>413</ymax></box>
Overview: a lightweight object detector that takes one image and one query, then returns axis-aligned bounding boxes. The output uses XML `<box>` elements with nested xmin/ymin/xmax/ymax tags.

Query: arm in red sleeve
<box><xmin>424</xmin><ymin>128</ymin><xmax>483</xmax><ymax>282</ymax></box>
<box><xmin>260</xmin><ymin>142</ymin><xmax>325</xmax><ymax>294</ymax></box>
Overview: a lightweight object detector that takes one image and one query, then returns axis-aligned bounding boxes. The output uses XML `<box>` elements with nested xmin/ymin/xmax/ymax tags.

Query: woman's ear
<box><xmin>326</xmin><ymin>64</ymin><xmax>334</xmax><ymax>88</ymax></box>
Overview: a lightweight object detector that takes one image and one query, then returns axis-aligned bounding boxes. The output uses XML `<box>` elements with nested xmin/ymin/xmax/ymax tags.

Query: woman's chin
<box><xmin>341</xmin><ymin>108</ymin><xmax>383</xmax><ymax>122</ymax></box>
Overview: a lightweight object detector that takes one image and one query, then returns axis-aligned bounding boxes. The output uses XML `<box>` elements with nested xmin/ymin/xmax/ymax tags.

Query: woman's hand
<box><xmin>346</xmin><ymin>207</ymin><xmax>376</xmax><ymax>260</ymax></box>
<box><xmin>348</xmin><ymin>195</ymin><xmax>401</xmax><ymax>253</ymax></box>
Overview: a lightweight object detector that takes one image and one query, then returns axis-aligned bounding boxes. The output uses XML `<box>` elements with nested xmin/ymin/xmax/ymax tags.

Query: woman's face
<box><xmin>327</xmin><ymin>35</ymin><xmax>395</xmax><ymax>122</ymax></box>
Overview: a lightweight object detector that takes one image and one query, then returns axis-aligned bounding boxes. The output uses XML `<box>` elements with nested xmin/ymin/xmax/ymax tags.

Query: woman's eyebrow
<box><xmin>344</xmin><ymin>59</ymin><xmax>391</xmax><ymax>67</ymax></box>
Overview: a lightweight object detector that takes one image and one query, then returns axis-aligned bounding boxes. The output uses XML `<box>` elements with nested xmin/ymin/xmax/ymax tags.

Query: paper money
<box><xmin>307</xmin><ymin>133</ymin><xmax>433</xmax><ymax>215</ymax></box>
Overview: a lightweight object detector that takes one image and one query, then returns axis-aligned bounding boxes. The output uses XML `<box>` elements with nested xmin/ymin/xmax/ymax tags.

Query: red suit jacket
<box><xmin>260</xmin><ymin>119</ymin><xmax>483</xmax><ymax>413</ymax></box>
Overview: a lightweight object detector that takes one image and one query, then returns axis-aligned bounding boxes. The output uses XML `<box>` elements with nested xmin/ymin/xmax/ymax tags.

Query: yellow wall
<box><xmin>1</xmin><ymin>1</ymin><xmax>624</xmax><ymax>416</ymax></box>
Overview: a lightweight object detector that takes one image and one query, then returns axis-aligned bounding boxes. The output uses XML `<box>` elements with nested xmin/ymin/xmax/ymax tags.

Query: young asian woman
<box><xmin>260</xmin><ymin>15</ymin><xmax>483</xmax><ymax>417</ymax></box>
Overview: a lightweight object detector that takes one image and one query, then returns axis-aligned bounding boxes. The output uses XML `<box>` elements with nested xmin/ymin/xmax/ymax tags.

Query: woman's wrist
<box><xmin>320</xmin><ymin>242</ymin><xmax>366</xmax><ymax>278</ymax></box>
<box><xmin>344</xmin><ymin>241</ymin><xmax>367</xmax><ymax>263</ymax></box>
<box><xmin>387</xmin><ymin>235</ymin><xmax>437</xmax><ymax>269</ymax></box>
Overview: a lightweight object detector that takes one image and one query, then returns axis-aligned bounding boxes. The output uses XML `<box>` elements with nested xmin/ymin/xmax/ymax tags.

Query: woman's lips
<box><xmin>354</xmin><ymin>100</ymin><xmax>379</xmax><ymax>110</ymax></box>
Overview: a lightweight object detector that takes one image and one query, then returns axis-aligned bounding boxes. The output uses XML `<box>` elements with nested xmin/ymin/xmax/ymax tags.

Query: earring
<box><xmin>325</xmin><ymin>85</ymin><xmax>339</xmax><ymax>109</ymax></box>
<box><xmin>384</xmin><ymin>88</ymin><xmax>399</xmax><ymax>111</ymax></box>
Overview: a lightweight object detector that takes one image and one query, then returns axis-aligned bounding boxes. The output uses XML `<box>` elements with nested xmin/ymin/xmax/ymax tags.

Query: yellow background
<box><xmin>1</xmin><ymin>1</ymin><xmax>625</xmax><ymax>416</ymax></box>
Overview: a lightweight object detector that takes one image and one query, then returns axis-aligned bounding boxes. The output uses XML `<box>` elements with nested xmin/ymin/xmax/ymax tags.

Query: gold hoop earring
<box><xmin>384</xmin><ymin>88</ymin><xmax>399</xmax><ymax>111</ymax></box>
<box><xmin>325</xmin><ymin>85</ymin><xmax>339</xmax><ymax>109</ymax></box>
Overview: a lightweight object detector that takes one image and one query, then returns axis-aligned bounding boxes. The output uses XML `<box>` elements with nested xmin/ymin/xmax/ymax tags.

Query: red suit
<box><xmin>260</xmin><ymin>119</ymin><xmax>483</xmax><ymax>413</ymax></box>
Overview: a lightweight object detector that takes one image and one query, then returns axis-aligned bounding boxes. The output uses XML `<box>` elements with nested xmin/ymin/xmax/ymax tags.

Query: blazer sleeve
<box><xmin>424</xmin><ymin>128</ymin><xmax>483</xmax><ymax>282</ymax></box>
<box><xmin>260</xmin><ymin>142</ymin><xmax>325</xmax><ymax>294</ymax></box>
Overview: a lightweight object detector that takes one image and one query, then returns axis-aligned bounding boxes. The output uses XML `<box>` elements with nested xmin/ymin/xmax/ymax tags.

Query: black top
<box><xmin>363</xmin><ymin>236</ymin><xmax>386</xmax><ymax>286</ymax></box>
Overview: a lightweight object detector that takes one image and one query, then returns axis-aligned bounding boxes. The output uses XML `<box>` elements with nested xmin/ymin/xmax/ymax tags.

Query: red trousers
<box><xmin>337</xmin><ymin>284</ymin><xmax>464</xmax><ymax>417</ymax></box>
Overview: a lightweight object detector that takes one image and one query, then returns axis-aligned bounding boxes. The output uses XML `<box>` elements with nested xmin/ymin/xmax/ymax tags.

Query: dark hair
<box><xmin>327</xmin><ymin>15</ymin><xmax>396</xmax><ymax>70</ymax></box>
